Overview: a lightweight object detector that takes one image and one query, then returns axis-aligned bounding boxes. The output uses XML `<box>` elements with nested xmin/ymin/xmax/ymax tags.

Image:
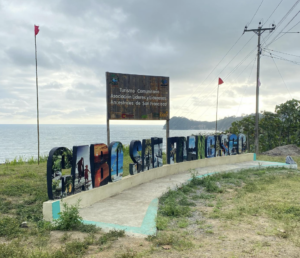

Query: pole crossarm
<box><xmin>243</xmin><ymin>23</ymin><xmax>275</xmax><ymax>154</ymax></box>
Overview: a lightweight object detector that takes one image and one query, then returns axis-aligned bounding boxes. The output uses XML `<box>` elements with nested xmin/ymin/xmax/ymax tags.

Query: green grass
<box><xmin>154</xmin><ymin>159</ymin><xmax>300</xmax><ymax>252</ymax></box>
<box><xmin>1</xmin><ymin>152</ymin><xmax>299</xmax><ymax>256</ymax></box>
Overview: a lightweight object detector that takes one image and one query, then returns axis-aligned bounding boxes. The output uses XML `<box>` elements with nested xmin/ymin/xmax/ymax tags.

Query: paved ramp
<box><xmin>79</xmin><ymin>160</ymin><xmax>296</xmax><ymax>237</ymax></box>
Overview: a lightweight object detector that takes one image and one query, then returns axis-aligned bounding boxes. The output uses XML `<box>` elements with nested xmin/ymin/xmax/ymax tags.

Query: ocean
<box><xmin>0</xmin><ymin>124</ymin><xmax>214</xmax><ymax>163</ymax></box>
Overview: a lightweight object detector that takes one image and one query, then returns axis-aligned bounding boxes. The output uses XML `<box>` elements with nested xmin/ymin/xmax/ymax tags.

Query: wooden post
<box><xmin>106</xmin><ymin>72</ymin><xmax>110</xmax><ymax>146</ymax></box>
<box><xmin>107</xmin><ymin>119</ymin><xmax>110</xmax><ymax>146</ymax></box>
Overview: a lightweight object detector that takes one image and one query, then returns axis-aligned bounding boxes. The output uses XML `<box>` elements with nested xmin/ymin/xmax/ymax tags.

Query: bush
<box><xmin>54</xmin><ymin>201</ymin><xmax>98</xmax><ymax>233</ymax></box>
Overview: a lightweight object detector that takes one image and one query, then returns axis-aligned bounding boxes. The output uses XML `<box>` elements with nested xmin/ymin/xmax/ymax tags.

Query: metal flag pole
<box><xmin>34</xmin><ymin>25</ymin><xmax>40</xmax><ymax>164</ymax></box>
<box><xmin>215</xmin><ymin>82</ymin><xmax>219</xmax><ymax>133</ymax></box>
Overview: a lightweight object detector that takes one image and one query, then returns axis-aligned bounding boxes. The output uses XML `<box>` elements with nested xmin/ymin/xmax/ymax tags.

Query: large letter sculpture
<box><xmin>205</xmin><ymin>135</ymin><xmax>216</xmax><ymax>158</ymax></box>
<box><xmin>220</xmin><ymin>134</ymin><xmax>229</xmax><ymax>156</ymax></box>
<box><xmin>72</xmin><ymin>145</ymin><xmax>93</xmax><ymax>193</ymax></box>
<box><xmin>142</xmin><ymin>139</ymin><xmax>153</xmax><ymax>171</ymax></box>
<box><xmin>90</xmin><ymin>144</ymin><xmax>109</xmax><ymax>187</ymax></box>
<box><xmin>187</xmin><ymin>136</ymin><xmax>197</xmax><ymax>161</ymax></box>
<box><xmin>197</xmin><ymin>135</ymin><xmax>205</xmax><ymax>159</ymax></box>
<box><xmin>228</xmin><ymin>134</ymin><xmax>238</xmax><ymax>155</ymax></box>
<box><xmin>152</xmin><ymin>137</ymin><xmax>163</xmax><ymax>168</ymax></box>
<box><xmin>215</xmin><ymin>135</ymin><xmax>222</xmax><ymax>157</ymax></box>
<box><xmin>47</xmin><ymin>147</ymin><xmax>73</xmax><ymax>200</ymax></box>
<box><xmin>167</xmin><ymin>137</ymin><xmax>178</xmax><ymax>164</ymax></box>
<box><xmin>176</xmin><ymin>137</ymin><xmax>187</xmax><ymax>162</ymax></box>
<box><xmin>237</xmin><ymin>134</ymin><xmax>247</xmax><ymax>154</ymax></box>
<box><xmin>129</xmin><ymin>140</ymin><xmax>142</xmax><ymax>175</ymax></box>
<box><xmin>108</xmin><ymin>141</ymin><xmax>123</xmax><ymax>182</ymax></box>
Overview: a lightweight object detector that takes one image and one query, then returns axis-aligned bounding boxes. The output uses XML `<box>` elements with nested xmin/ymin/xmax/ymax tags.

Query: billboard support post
<box><xmin>107</xmin><ymin>119</ymin><xmax>110</xmax><ymax>146</ymax></box>
<box><xmin>166</xmin><ymin>119</ymin><xmax>169</xmax><ymax>141</ymax></box>
<box><xmin>106</xmin><ymin>72</ymin><xmax>110</xmax><ymax>145</ymax></box>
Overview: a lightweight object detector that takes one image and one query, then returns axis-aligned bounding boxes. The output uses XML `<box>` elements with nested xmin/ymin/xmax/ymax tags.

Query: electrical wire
<box><xmin>265</xmin><ymin>10</ymin><xmax>300</xmax><ymax>47</ymax></box>
<box><xmin>268</xmin><ymin>53</ymin><xmax>293</xmax><ymax>99</ymax></box>
<box><xmin>248</xmin><ymin>0</ymin><xmax>264</xmax><ymax>26</ymax></box>
<box><xmin>262</xmin><ymin>54</ymin><xmax>300</xmax><ymax>66</ymax></box>
<box><xmin>170</xmin><ymin>34</ymin><xmax>243</xmax><ymax>119</ymax></box>
<box><xmin>263</xmin><ymin>0</ymin><xmax>300</xmax><ymax>47</ymax></box>
<box><xmin>263</xmin><ymin>48</ymin><xmax>300</xmax><ymax>58</ymax></box>
<box><xmin>263</xmin><ymin>0</ymin><xmax>283</xmax><ymax>26</ymax></box>
<box><xmin>190</xmin><ymin>48</ymin><xmax>257</xmax><ymax>121</ymax></box>
<box><xmin>234</xmin><ymin>57</ymin><xmax>257</xmax><ymax>117</ymax></box>
<box><xmin>270</xmin><ymin>16</ymin><xmax>300</xmax><ymax>44</ymax></box>
<box><xmin>170</xmin><ymin>0</ymin><xmax>266</xmax><ymax>123</ymax></box>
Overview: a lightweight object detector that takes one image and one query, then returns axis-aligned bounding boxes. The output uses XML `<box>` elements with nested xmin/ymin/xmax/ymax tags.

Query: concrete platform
<box><xmin>79</xmin><ymin>160</ymin><xmax>297</xmax><ymax>237</ymax></box>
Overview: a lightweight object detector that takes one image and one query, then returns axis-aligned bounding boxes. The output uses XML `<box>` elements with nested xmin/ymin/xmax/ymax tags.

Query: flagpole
<box><xmin>216</xmin><ymin>82</ymin><xmax>219</xmax><ymax>133</ymax></box>
<box><xmin>35</xmin><ymin>26</ymin><xmax>40</xmax><ymax>165</ymax></box>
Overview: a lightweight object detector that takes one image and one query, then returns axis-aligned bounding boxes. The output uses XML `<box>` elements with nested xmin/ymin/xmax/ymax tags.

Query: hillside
<box><xmin>163</xmin><ymin>115</ymin><xmax>250</xmax><ymax>131</ymax></box>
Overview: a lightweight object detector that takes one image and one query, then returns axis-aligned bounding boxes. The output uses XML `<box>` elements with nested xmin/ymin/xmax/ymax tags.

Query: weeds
<box><xmin>54</xmin><ymin>201</ymin><xmax>99</xmax><ymax>233</ymax></box>
<box><xmin>149</xmin><ymin>232</ymin><xmax>194</xmax><ymax>251</ymax></box>
<box><xmin>0</xmin><ymin>217</ymin><xmax>21</xmax><ymax>239</ymax></box>
<box><xmin>97</xmin><ymin>229</ymin><xmax>125</xmax><ymax>246</ymax></box>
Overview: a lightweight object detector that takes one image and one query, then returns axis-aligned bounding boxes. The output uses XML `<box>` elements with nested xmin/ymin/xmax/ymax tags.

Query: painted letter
<box><xmin>47</xmin><ymin>147</ymin><xmax>73</xmax><ymax>200</ymax></box>
<box><xmin>187</xmin><ymin>136</ymin><xmax>197</xmax><ymax>161</ymax></box>
<box><xmin>129</xmin><ymin>140</ymin><xmax>142</xmax><ymax>175</ymax></box>
<box><xmin>167</xmin><ymin>137</ymin><xmax>178</xmax><ymax>164</ymax></box>
<box><xmin>72</xmin><ymin>145</ymin><xmax>93</xmax><ymax>193</ymax></box>
<box><xmin>108</xmin><ymin>141</ymin><xmax>123</xmax><ymax>182</ymax></box>
<box><xmin>142</xmin><ymin>139</ymin><xmax>153</xmax><ymax>171</ymax></box>
<box><xmin>237</xmin><ymin>134</ymin><xmax>247</xmax><ymax>154</ymax></box>
<box><xmin>90</xmin><ymin>144</ymin><xmax>109</xmax><ymax>187</ymax></box>
<box><xmin>220</xmin><ymin>134</ymin><xmax>229</xmax><ymax>156</ymax></box>
<box><xmin>197</xmin><ymin>135</ymin><xmax>205</xmax><ymax>159</ymax></box>
<box><xmin>152</xmin><ymin>137</ymin><xmax>163</xmax><ymax>168</ymax></box>
<box><xmin>205</xmin><ymin>135</ymin><xmax>216</xmax><ymax>158</ymax></box>
<box><xmin>228</xmin><ymin>134</ymin><xmax>238</xmax><ymax>155</ymax></box>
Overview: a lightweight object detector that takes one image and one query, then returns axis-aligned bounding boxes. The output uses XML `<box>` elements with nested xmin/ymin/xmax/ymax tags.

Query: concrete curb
<box><xmin>43</xmin><ymin>153</ymin><xmax>255</xmax><ymax>221</ymax></box>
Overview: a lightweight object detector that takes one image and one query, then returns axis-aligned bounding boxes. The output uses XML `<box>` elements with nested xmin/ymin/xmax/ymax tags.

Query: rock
<box><xmin>20</xmin><ymin>222</ymin><xmax>28</xmax><ymax>228</ymax></box>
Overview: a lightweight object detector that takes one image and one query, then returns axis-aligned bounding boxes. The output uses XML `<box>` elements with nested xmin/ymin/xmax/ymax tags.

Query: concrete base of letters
<box><xmin>42</xmin><ymin>153</ymin><xmax>297</xmax><ymax>237</ymax></box>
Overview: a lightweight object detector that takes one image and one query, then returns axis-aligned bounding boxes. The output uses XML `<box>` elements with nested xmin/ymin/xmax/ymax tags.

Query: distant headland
<box><xmin>163</xmin><ymin>115</ymin><xmax>253</xmax><ymax>131</ymax></box>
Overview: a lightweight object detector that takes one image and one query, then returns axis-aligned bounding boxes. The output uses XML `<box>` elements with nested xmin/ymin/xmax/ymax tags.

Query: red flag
<box><xmin>34</xmin><ymin>25</ymin><xmax>39</xmax><ymax>36</ymax></box>
<box><xmin>218</xmin><ymin>78</ymin><xmax>224</xmax><ymax>85</ymax></box>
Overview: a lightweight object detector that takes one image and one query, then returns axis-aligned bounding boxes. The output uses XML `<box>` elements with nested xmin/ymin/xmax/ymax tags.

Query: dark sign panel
<box><xmin>106</xmin><ymin>72</ymin><xmax>169</xmax><ymax>120</ymax></box>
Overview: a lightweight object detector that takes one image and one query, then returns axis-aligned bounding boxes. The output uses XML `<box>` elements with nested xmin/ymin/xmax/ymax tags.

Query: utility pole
<box><xmin>243</xmin><ymin>22</ymin><xmax>275</xmax><ymax>154</ymax></box>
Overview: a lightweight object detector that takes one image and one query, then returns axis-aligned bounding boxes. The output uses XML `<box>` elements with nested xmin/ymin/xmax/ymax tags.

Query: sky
<box><xmin>0</xmin><ymin>0</ymin><xmax>299</xmax><ymax>125</ymax></box>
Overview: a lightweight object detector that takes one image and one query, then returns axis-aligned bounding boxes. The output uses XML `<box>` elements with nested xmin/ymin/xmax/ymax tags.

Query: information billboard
<box><xmin>106</xmin><ymin>72</ymin><xmax>169</xmax><ymax>120</ymax></box>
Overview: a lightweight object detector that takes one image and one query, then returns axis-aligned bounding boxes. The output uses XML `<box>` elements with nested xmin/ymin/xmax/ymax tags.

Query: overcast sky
<box><xmin>0</xmin><ymin>0</ymin><xmax>299</xmax><ymax>125</ymax></box>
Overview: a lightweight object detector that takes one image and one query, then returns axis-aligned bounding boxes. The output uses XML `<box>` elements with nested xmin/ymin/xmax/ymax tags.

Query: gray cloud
<box><xmin>0</xmin><ymin>0</ymin><xmax>299</xmax><ymax>123</ymax></box>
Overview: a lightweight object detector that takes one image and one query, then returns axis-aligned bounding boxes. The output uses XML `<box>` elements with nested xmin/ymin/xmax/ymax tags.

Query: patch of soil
<box><xmin>261</xmin><ymin>144</ymin><xmax>300</xmax><ymax>156</ymax></box>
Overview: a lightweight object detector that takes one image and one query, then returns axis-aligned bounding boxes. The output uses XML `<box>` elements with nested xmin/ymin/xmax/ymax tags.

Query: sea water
<box><xmin>0</xmin><ymin>124</ymin><xmax>214</xmax><ymax>163</ymax></box>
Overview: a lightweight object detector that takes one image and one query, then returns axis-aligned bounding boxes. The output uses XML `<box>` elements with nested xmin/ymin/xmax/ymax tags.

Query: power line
<box><xmin>262</xmin><ymin>53</ymin><xmax>300</xmax><ymax>66</ymax></box>
<box><xmin>266</xmin><ymin>10</ymin><xmax>300</xmax><ymax>47</ymax></box>
<box><xmin>234</xmin><ymin>57</ymin><xmax>257</xmax><ymax>117</ymax></box>
<box><xmin>263</xmin><ymin>48</ymin><xmax>300</xmax><ymax>58</ymax></box>
<box><xmin>192</xmin><ymin>50</ymin><xmax>256</xmax><ymax>121</ymax></box>
<box><xmin>248</xmin><ymin>0</ymin><xmax>264</xmax><ymax>26</ymax></box>
<box><xmin>171</xmin><ymin>34</ymin><xmax>243</xmax><ymax>119</ymax></box>
<box><xmin>270</xmin><ymin>16</ymin><xmax>300</xmax><ymax>44</ymax></box>
<box><xmin>269</xmin><ymin>53</ymin><xmax>293</xmax><ymax>99</ymax></box>
<box><xmin>169</xmin><ymin>35</ymin><xmax>256</xmax><ymax>130</ymax></box>
<box><xmin>181</xmin><ymin>35</ymin><xmax>256</xmax><ymax>115</ymax></box>
<box><xmin>263</xmin><ymin>0</ymin><xmax>283</xmax><ymax>26</ymax></box>
<box><xmin>263</xmin><ymin>0</ymin><xmax>300</xmax><ymax>47</ymax></box>
<box><xmin>170</xmin><ymin>0</ymin><xmax>268</xmax><ymax>123</ymax></box>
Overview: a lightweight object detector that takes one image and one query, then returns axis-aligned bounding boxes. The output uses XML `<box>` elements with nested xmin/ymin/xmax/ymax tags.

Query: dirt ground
<box><xmin>261</xmin><ymin>144</ymin><xmax>300</xmax><ymax>156</ymax></box>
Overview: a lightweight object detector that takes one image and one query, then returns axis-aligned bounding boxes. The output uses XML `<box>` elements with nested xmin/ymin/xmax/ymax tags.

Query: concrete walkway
<box><xmin>79</xmin><ymin>160</ymin><xmax>297</xmax><ymax>237</ymax></box>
